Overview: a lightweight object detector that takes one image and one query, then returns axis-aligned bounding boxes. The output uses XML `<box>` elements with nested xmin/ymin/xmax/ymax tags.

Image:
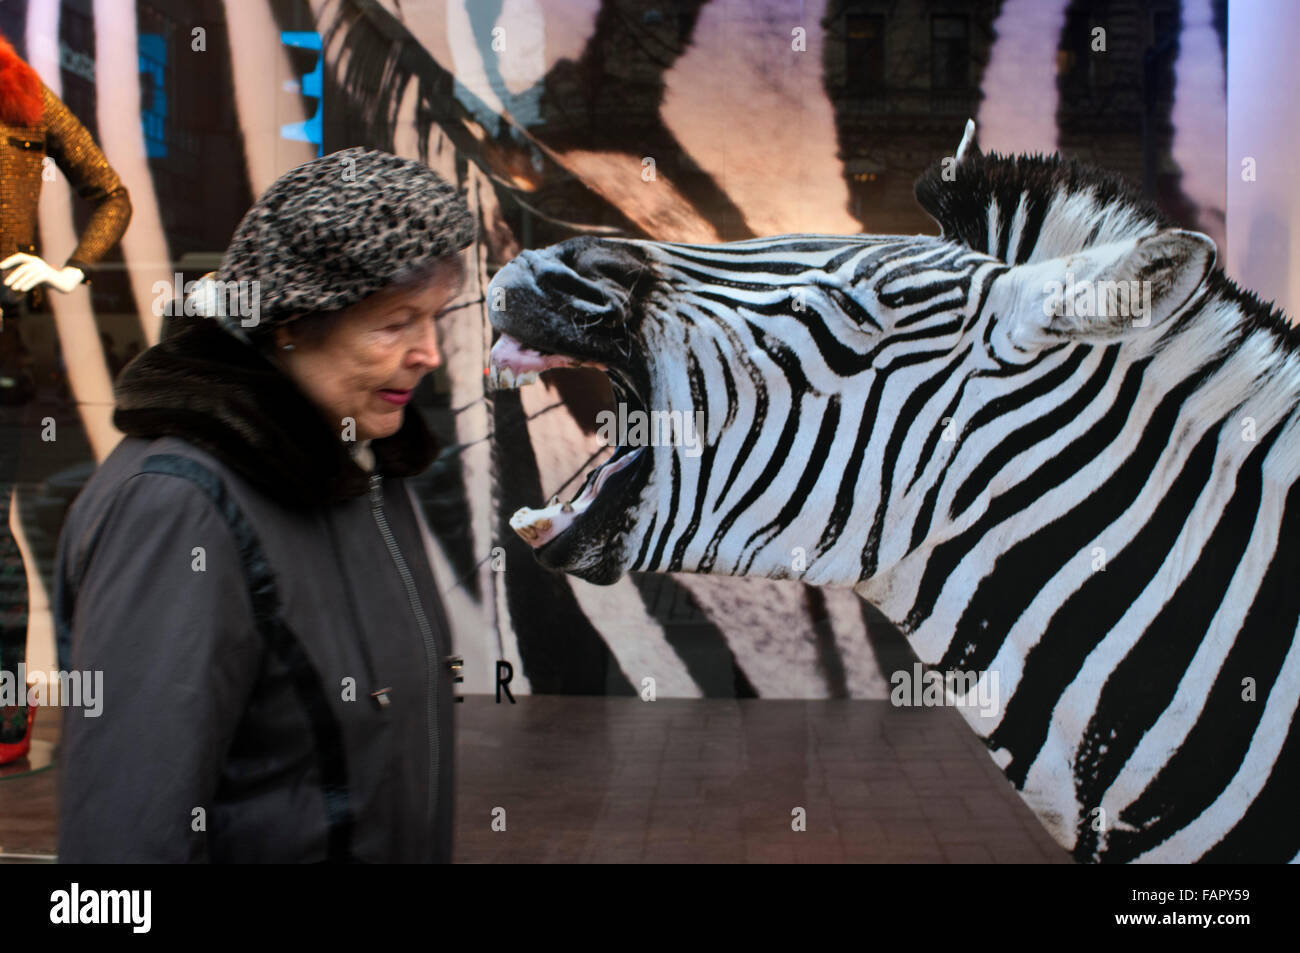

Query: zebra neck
<box><xmin>856</xmin><ymin>281</ymin><xmax>1300</xmax><ymax>670</ymax></box>
<box><xmin>846</xmin><ymin>282</ymin><xmax>1300</xmax><ymax>861</ymax></box>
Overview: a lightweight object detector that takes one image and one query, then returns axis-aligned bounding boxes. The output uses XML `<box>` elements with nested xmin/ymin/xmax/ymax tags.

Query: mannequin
<box><xmin>0</xmin><ymin>29</ymin><xmax>131</xmax><ymax>764</ymax></box>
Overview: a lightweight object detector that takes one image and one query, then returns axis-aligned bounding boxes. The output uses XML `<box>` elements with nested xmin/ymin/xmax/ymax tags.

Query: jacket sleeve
<box><xmin>57</xmin><ymin>471</ymin><xmax>262</xmax><ymax>863</ymax></box>
<box><xmin>39</xmin><ymin>82</ymin><xmax>132</xmax><ymax>282</ymax></box>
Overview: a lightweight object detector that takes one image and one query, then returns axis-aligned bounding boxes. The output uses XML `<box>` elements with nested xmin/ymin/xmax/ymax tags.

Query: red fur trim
<box><xmin>0</xmin><ymin>31</ymin><xmax>43</xmax><ymax>126</ymax></box>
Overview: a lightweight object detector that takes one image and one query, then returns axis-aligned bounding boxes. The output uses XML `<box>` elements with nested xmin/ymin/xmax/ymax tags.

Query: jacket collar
<box><xmin>112</xmin><ymin>317</ymin><xmax>439</xmax><ymax>507</ymax></box>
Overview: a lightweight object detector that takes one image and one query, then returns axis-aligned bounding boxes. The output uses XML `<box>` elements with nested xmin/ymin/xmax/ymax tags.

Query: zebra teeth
<box><xmin>508</xmin><ymin>446</ymin><xmax>646</xmax><ymax>549</ymax></box>
<box><xmin>486</xmin><ymin>365</ymin><xmax>541</xmax><ymax>391</ymax></box>
<box><xmin>487</xmin><ymin>331</ymin><xmax>609</xmax><ymax>391</ymax></box>
<box><xmin>510</xmin><ymin>499</ymin><xmax>584</xmax><ymax>549</ymax></box>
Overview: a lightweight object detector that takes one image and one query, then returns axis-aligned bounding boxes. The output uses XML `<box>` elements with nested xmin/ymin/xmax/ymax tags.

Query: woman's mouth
<box><xmin>378</xmin><ymin>389</ymin><xmax>412</xmax><ymax>405</ymax></box>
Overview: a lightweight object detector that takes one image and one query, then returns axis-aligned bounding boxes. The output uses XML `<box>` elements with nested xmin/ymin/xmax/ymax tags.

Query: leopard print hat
<box><xmin>190</xmin><ymin>147</ymin><xmax>475</xmax><ymax>341</ymax></box>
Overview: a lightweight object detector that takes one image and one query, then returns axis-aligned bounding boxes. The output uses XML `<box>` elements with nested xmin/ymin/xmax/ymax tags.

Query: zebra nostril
<box><xmin>564</xmin><ymin>239</ymin><xmax>646</xmax><ymax>288</ymax></box>
<box><xmin>586</xmin><ymin>246</ymin><xmax>644</xmax><ymax>284</ymax></box>
<box><xmin>549</xmin><ymin>270</ymin><xmax>614</xmax><ymax>311</ymax></box>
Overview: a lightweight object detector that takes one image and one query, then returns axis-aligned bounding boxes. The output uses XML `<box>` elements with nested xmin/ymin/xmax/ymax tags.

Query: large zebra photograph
<box><xmin>489</xmin><ymin>120</ymin><xmax>1298</xmax><ymax>863</ymax></box>
<box><xmin>0</xmin><ymin>0</ymin><xmax>1294</xmax><ymax>875</ymax></box>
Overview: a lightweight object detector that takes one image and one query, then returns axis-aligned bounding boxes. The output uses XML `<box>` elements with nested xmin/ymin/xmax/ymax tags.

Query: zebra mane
<box><xmin>913</xmin><ymin>145</ymin><xmax>1300</xmax><ymax>359</ymax></box>
<box><xmin>913</xmin><ymin>148</ymin><xmax>1168</xmax><ymax>265</ymax></box>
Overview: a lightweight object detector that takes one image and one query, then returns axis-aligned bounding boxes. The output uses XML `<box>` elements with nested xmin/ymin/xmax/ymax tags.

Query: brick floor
<box><xmin>0</xmin><ymin>695</ymin><xmax>1071</xmax><ymax>863</ymax></box>
<box><xmin>451</xmin><ymin>696</ymin><xmax>1069</xmax><ymax>863</ymax></box>
<box><xmin>0</xmin><ymin>708</ymin><xmax>58</xmax><ymax>860</ymax></box>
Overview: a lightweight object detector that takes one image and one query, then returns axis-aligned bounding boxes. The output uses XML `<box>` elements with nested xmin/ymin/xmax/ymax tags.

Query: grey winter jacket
<box><xmin>52</xmin><ymin>318</ymin><xmax>457</xmax><ymax>863</ymax></box>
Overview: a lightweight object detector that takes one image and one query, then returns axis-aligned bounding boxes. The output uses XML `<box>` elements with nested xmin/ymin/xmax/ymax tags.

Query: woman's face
<box><xmin>273</xmin><ymin>257</ymin><xmax>465</xmax><ymax>442</ymax></box>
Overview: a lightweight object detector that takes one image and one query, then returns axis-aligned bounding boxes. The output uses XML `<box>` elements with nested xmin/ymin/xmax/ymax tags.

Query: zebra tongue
<box><xmin>486</xmin><ymin>332</ymin><xmax>607</xmax><ymax>390</ymax></box>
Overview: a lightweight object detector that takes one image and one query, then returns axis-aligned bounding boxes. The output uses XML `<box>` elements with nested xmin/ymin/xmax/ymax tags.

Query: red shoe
<box><xmin>0</xmin><ymin>704</ymin><xmax>36</xmax><ymax>765</ymax></box>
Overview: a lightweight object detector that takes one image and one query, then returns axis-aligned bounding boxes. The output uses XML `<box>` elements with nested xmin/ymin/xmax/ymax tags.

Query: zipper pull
<box><xmin>369</xmin><ymin>472</ymin><xmax>382</xmax><ymax>503</ymax></box>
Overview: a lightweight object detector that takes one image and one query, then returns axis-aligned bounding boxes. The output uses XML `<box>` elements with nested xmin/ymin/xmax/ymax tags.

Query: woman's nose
<box><xmin>411</xmin><ymin>317</ymin><xmax>442</xmax><ymax>369</ymax></box>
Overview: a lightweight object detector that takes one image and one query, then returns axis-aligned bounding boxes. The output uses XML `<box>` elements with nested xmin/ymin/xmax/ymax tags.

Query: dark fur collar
<box><xmin>113</xmin><ymin>318</ymin><xmax>439</xmax><ymax>507</ymax></box>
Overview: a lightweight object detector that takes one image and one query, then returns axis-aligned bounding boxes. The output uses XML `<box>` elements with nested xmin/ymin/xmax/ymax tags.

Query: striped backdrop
<box><xmin>9</xmin><ymin>0</ymin><xmax>1226</xmax><ymax>700</ymax></box>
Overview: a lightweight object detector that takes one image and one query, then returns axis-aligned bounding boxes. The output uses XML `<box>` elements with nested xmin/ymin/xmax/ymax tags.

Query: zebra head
<box><xmin>487</xmin><ymin>122</ymin><xmax>1219</xmax><ymax>598</ymax></box>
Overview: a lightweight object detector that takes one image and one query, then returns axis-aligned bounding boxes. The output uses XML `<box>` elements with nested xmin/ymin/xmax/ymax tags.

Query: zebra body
<box><xmin>487</xmin><ymin>122</ymin><xmax>1300</xmax><ymax>863</ymax></box>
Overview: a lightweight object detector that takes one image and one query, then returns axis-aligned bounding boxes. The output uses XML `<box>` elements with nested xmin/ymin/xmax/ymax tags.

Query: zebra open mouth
<box><xmin>487</xmin><ymin>331</ymin><xmax>652</xmax><ymax>558</ymax></box>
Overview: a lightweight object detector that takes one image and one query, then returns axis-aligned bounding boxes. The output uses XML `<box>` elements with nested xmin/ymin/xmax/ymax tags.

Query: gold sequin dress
<box><xmin>0</xmin><ymin>80</ymin><xmax>132</xmax><ymax>311</ymax></box>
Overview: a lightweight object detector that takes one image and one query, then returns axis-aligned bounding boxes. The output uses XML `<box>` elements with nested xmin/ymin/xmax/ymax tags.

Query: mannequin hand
<box><xmin>0</xmin><ymin>253</ymin><xmax>86</xmax><ymax>294</ymax></box>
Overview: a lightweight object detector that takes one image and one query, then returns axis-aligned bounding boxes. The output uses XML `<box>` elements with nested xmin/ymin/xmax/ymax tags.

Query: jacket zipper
<box><xmin>369</xmin><ymin>472</ymin><xmax>440</xmax><ymax>850</ymax></box>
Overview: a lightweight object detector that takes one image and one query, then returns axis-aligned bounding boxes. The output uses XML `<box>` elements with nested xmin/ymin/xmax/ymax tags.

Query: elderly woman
<box><xmin>52</xmin><ymin>148</ymin><xmax>473</xmax><ymax>863</ymax></box>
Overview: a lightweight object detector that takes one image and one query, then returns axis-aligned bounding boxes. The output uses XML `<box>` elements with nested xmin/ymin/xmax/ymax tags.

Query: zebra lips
<box><xmin>510</xmin><ymin>446</ymin><xmax>645</xmax><ymax>548</ymax></box>
<box><xmin>487</xmin><ymin>332</ymin><xmax>607</xmax><ymax>390</ymax></box>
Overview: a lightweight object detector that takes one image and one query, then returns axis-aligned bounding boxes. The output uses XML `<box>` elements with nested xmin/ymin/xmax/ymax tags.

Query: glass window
<box><xmin>845</xmin><ymin>14</ymin><xmax>885</xmax><ymax>92</ymax></box>
<box><xmin>931</xmin><ymin>15</ymin><xmax>969</xmax><ymax>89</ymax></box>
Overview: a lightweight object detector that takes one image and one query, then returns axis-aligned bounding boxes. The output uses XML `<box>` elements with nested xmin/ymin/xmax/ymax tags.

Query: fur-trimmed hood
<box><xmin>112</xmin><ymin>317</ymin><xmax>440</xmax><ymax>507</ymax></box>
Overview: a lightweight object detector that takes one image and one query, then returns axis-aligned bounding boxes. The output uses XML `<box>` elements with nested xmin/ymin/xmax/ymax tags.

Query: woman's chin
<box><xmin>358</xmin><ymin>407</ymin><xmax>405</xmax><ymax>441</ymax></box>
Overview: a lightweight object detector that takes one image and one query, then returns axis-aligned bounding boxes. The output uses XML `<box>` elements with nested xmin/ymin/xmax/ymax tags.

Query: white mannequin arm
<box><xmin>0</xmin><ymin>253</ymin><xmax>86</xmax><ymax>294</ymax></box>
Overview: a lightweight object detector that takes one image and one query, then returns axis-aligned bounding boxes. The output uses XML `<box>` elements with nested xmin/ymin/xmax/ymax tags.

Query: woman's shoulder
<box><xmin>72</xmin><ymin>435</ymin><xmax>228</xmax><ymax>513</ymax></box>
<box><xmin>60</xmin><ymin>435</ymin><xmax>246</xmax><ymax>563</ymax></box>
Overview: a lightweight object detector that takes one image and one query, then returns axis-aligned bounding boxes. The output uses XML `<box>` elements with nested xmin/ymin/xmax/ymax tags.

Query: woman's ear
<box><xmin>273</xmin><ymin>321</ymin><xmax>303</xmax><ymax>351</ymax></box>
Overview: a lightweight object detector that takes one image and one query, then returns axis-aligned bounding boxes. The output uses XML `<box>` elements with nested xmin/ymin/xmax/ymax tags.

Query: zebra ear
<box><xmin>955</xmin><ymin>118</ymin><xmax>981</xmax><ymax>164</ymax></box>
<box><xmin>1035</xmin><ymin>229</ymin><xmax>1217</xmax><ymax>343</ymax></box>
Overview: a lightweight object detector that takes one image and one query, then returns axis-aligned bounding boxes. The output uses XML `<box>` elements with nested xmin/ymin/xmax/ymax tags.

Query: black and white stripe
<box><xmin>502</xmin><ymin>125</ymin><xmax>1300</xmax><ymax>863</ymax></box>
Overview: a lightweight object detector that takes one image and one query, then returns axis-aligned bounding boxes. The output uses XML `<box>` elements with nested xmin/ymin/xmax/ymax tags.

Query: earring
<box><xmin>282</xmin><ymin>343</ymin><xmax>295</xmax><ymax>351</ymax></box>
